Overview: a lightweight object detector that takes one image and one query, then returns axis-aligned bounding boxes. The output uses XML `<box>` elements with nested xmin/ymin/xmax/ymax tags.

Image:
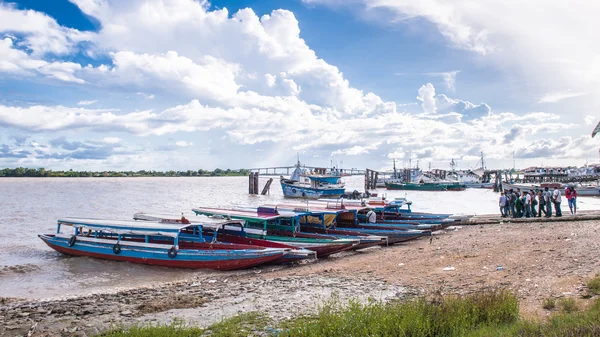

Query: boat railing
<box><xmin>54</xmin><ymin>233</ymin><xmax>176</xmax><ymax>250</ymax></box>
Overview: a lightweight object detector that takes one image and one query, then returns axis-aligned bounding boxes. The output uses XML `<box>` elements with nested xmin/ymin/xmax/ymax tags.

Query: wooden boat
<box><xmin>133</xmin><ymin>213</ymin><xmax>316</xmax><ymax>263</ymax></box>
<box><xmin>233</xmin><ymin>206</ymin><xmax>386</xmax><ymax>250</ymax></box>
<box><xmin>191</xmin><ymin>207</ymin><xmax>358</xmax><ymax>257</ymax></box>
<box><xmin>260</xmin><ymin>203</ymin><xmax>430</xmax><ymax>244</ymax></box>
<box><xmin>385</xmin><ymin>181</ymin><xmax>466</xmax><ymax>191</ymax></box>
<box><xmin>39</xmin><ymin>218</ymin><xmax>287</xmax><ymax>270</ymax></box>
<box><xmin>280</xmin><ymin>161</ymin><xmax>345</xmax><ymax>199</ymax></box>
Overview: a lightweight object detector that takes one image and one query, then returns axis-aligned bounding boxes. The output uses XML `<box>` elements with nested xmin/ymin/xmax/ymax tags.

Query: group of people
<box><xmin>498</xmin><ymin>186</ymin><xmax>578</xmax><ymax>218</ymax></box>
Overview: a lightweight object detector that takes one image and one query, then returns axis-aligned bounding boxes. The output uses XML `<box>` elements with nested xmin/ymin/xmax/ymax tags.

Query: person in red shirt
<box><xmin>565</xmin><ymin>186</ymin><xmax>578</xmax><ymax>215</ymax></box>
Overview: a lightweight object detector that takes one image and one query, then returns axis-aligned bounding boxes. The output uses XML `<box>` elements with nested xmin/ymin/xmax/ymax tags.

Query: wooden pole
<box><xmin>249</xmin><ymin>172</ymin><xmax>254</xmax><ymax>194</ymax></box>
<box><xmin>261</xmin><ymin>178</ymin><xmax>273</xmax><ymax>195</ymax></box>
<box><xmin>253</xmin><ymin>172</ymin><xmax>259</xmax><ymax>194</ymax></box>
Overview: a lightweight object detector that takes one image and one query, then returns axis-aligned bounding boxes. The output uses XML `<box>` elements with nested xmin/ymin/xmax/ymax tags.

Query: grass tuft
<box><xmin>542</xmin><ymin>298</ymin><xmax>556</xmax><ymax>310</ymax></box>
<box><xmin>587</xmin><ymin>274</ymin><xmax>600</xmax><ymax>296</ymax></box>
<box><xmin>207</xmin><ymin>312</ymin><xmax>272</xmax><ymax>337</ymax></box>
<box><xmin>97</xmin><ymin>320</ymin><xmax>203</xmax><ymax>337</ymax></box>
<box><xmin>558</xmin><ymin>298</ymin><xmax>579</xmax><ymax>314</ymax></box>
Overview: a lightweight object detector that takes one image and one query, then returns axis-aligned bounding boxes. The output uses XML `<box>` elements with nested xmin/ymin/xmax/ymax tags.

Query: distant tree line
<box><xmin>0</xmin><ymin>167</ymin><xmax>251</xmax><ymax>177</ymax></box>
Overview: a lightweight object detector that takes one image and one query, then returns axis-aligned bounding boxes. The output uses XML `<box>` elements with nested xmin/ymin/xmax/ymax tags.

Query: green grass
<box><xmin>558</xmin><ymin>297</ymin><xmax>579</xmax><ymax>313</ymax></box>
<box><xmin>97</xmin><ymin>320</ymin><xmax>204</xmax><ymax>337</ymax></box>
<box><xmin>97</xmin><ymin>291</ymin><xmax>600</xmax><ymax>337</ymax></box>
<box><xmin>97</xmin><ymin>312</ymin><xmax>271</xmax><ymax>337</ymax></box>
<box><xmin>587</xmin><ymin>274</ymin><xmax>600</xmax><ymax>296</ymax></box>
<box><xmin>206</xmin><ymin>312</ymin><xmax>272</xmax><ymax>337</ymax></box>
<box><xmin>542</xmin><ymin>298</ymin><xmax>556</xmax><ymax>310</ymax></box>
<box><xmin>280</xmin><ymin>288</ymin><xmax>519</xmax><ymax>337</ymax></box>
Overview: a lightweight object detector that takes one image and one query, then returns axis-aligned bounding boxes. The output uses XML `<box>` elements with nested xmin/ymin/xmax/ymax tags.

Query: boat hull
<box><xmin>39</xmin><ymin>234</ymin><xmax>284</xmax><ymax>271</ymax></box>
<box><xmin>281</xmin><ymin>180</ymin><xmax>345</xmax><ymax>199</ymax></box>
<box><xmin>246</xmin><ymin>233</ymin><xmax>355</xmax><ymax>257</ymax></box>
<box><xmin>385</xmin><ymin>182</ymin><xmax>466</xmax><ymax>191</ymax></box>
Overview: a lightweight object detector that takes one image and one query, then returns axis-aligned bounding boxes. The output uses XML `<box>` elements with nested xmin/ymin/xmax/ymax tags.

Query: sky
<box><xmin>0</xmin><ymin>0</ymin><xmax>599</xmax><ymax>172</ymax></box>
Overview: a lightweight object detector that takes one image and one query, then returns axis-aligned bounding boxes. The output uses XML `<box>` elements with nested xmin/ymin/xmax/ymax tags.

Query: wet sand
<box><xmin>1</xmin><ymin>216</ymin><xmax>600</xmax><ymax>336</ymax></box>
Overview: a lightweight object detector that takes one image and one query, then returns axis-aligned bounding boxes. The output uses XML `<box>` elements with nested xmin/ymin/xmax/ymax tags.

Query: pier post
<box><xmin>253</xmin><ymin>172</ymin><xmax>259</xmax><ymax>194</ymax></box>
<box><xmin>261</xmin><ymin>178</ymin><xmax>273</xmax><ymax>195</ymax></box>
<box><xmin>249</xmin><ymin>172</ymin><xmax>255</xmax><ymax>194</ymax></box>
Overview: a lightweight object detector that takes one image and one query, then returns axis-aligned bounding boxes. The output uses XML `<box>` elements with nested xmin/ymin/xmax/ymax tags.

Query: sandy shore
<box><xmin>1</xmin><ymin>217</ymin><xmax>599</xmax><ymax>336</ymax></box>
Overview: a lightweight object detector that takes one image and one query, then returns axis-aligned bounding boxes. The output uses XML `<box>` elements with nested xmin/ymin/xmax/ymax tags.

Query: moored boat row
<box><xmin>39</xmin><ymin>198</ymin><xmax>464</xmax><ymax>271</ymax></box>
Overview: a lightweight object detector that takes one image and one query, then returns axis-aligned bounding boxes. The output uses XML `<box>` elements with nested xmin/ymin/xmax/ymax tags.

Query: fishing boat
<box><xmin>133</xmin><ymin>213</ymin><xmax>316</xmax><ymax>263</ymax></box>
<box><xmin>191</xmin><ymin>207</ymin><xmax>358</xmax><ymax>257</ymax></box>
<box><xmin>39</xmin><ymin>218</ymin><xmax>287</xmax><ymax>270</ymax></box>
<box><xmin>262</xmin><ymin>202</ymin><xmax>431</xmax><ymax>244</ymax></box>
<box><xmin>385</xmin><ymin>181</ymin><xmax>466</xmax><ymax>191</ymax></box>
<box><xmin>280</xmin><ymin>161</ymin><xmax>345</xmax><ymax>199</ymax></box>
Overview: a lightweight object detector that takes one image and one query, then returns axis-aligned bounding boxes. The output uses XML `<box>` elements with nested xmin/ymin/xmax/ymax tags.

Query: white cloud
<box><xmin>0</xmin><ymin>0</ymin><xmax>597</xmax><ymax>169</ymax></box>
<box><xmin>136</xmin><ymin>92</ymin><xmax>155</xmax><ymax>100</ymax></box>
<box><xmin>0</xmin><ymin>37</ymin><xmax>85</xmax><ymax>83</ymax></box>
<box><xmin>175</xmin><ymin>141</ymin><xmax>193</xmax><ymax>147</ymax></box>
<box><xmin>305</xmin><ymin>0</ymin><xmax>600</xmax><ymax>118</ymax></box>
<box><xmin>0</xmin><ymin>3</ymin><xmax>93</xmax><ymax>55</ymax></box>
<box><xmin>417</xmin><ymin>83</ymin><xmax>436</xmax><ymax>114</ymax></box>
<box><xmin>332</xmin><ymin>144</ymin><xmax>378</xmax><ymax>156</ymax></box>
<box><xmin>103</xmin><ymin>137</ymin><xmax>121</xmax><ymax>144</ymax></box>
<box><xmin>425</xmin><ymin>71</ymin><xmax>459</xmax><ymax>90</ymax></box>
<box><xmin>77</xmin><ymin>100</ymin><xmax>98</xmax><ymax>106</ymax></box>
<box><xmin>538</xmin><ymin>91</ymin><xmax>587</xmax><ymax>103</ymax></box>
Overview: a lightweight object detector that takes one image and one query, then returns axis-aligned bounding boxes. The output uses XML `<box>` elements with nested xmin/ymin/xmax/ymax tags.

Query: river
<box><xmin>1</xmin><ymin>176</ymin><xmax>599</xmax><ymax>299</ymax></box>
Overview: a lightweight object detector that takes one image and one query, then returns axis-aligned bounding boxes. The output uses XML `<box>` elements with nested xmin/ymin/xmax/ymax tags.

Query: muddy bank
<box><xmin>0</xmin><ymin>273</ymin><xmax>410</xmax><ymax>336</ymax></box>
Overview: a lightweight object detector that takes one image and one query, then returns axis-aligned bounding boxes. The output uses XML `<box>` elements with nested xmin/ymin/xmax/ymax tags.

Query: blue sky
<box><xmin>0</xmin><ymin>0</ymin><xmax>598</xmax><ymax>171</ymax></box>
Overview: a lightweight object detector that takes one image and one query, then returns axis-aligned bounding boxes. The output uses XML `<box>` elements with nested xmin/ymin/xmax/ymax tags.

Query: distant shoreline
<box><xmin>0</xmin><ymin>167</ymin><xmax>251</xmax><ymax>178</ymax></box>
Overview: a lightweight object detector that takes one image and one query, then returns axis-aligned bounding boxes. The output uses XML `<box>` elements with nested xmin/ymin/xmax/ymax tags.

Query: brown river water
<box><xmin>1</xmin><ymin>176</ymin><xmax>599</xmax><ymax>299</ymax></box>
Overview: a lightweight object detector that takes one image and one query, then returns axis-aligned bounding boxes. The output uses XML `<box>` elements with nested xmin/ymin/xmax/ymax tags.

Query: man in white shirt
<box><xmin>552</xmin><ymin>187</ymin><xmax>562</xmax><ymax>217</ymax></box>
<box><xmin>366</xmin><ymin>209</ymin><xmax>377</xmax><ymax>223</ymax></box>
<box><xmin>499</xmin><ymin>193</ymin><xmax>507</xmax><ymax>217</ymax></box>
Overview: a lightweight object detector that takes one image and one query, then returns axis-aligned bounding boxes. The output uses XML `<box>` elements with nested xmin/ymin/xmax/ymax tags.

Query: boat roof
<box><xmin>133</xmin><ymin>212</ymin><xmax>245</xmax><ymax>225</ymax></box>
<box><xmin>270</xmin><ymin>201</ymin><xmax>367</xmax><ymax>212</ymax></box>
<box><xmin>57</xmin><ymin>217</ymin><xmax>198</xmax><ymax>238</ymax></box>
<box><xmin>192</xmin><ymin>207</ymin><xmax>295</xmax><ymax>222</ymax></box>
<box><xmin>133</xmin><ymin>212</ymin><xmax>267</xmax><ymax>236</ymax></box>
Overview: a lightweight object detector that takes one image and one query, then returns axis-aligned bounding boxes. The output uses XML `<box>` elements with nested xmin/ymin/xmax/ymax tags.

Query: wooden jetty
<box><xmin>249</xmin><ymin>166</ymin><xmax>365</xmax><ymax>176</ymax></box>
<box><xmin>457</xmin><ymin>210</ymin><xmax>600</xmax><ymax>226</ymax></box>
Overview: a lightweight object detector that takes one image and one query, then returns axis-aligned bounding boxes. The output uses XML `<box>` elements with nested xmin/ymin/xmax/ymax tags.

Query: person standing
<box><xmin>552</xmin><ymin>187</ymin><xmax>562</xmax><ymax>217</ymax></box>
<box><xmin>530</xmin><ymin>190</ymin><xmax>537</xmax><ymax>217</ymax></box>
<box><xmin>366</xmin><ymin>208</ymin><xmax>377</xmax><ymax>223</ymax></box>
<box><xmin>499</xmin><ymin>192</ymin><xmax>507</xmax><ymax>217</ymax></box>
<box><xmin>544</xmin><ymin>187</ymin><xmax>552</xmax><ymax>217</ymax></box>
<box><xmin>566</xmin><ymin>186</ymin><xmax>577</xmax><ymax>215</ymax></box>
<box><xmin>537</xmin><ymin>190</ymin><xmax>546</xmax><ymax>217</ymax></box>
<box><xmin>515</xmin><ymin>189</ymin><xmax>523</xmax><ymax>218</ymax></box>
<box><xmin>508</xmin><ymin>189</ymin><xmax>516</xmax><ymax>217</ymax></box>
<box><xmin>523</xmin><ymin>191</ymin><xmax>532</xmax><ymax>218</ymax></box>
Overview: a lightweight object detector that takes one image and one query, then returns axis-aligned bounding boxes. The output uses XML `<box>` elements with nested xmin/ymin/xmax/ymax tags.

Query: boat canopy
<box><xmin>133</xmin><ymin>212</ymin><xmax>266</xmax><ymax>236</ymax></box>
<box><xmin>192</xmin><ymin>207</ymin><xmax>285</xmax><ymax>221</ymax></box>
<box><xmin>57</xmin><ymin>217</ymin><xmax>197</xmax><ymax>238</ymax></box>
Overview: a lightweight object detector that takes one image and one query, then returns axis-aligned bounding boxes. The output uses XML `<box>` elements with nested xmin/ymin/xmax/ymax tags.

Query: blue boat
<box><xmin>39</xmin><ymin>218</ymin><xmax>288</xmax><ymax>270</ymax></box>
<box><xmin>281</xmin><ymin>161</ymin><xmax>345</xmax><ymax>199</ymax></box>
<box><xmin>133</xmin><ymin>212</ymin><xmax>316</xmax><ymax>263</ymax></box>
